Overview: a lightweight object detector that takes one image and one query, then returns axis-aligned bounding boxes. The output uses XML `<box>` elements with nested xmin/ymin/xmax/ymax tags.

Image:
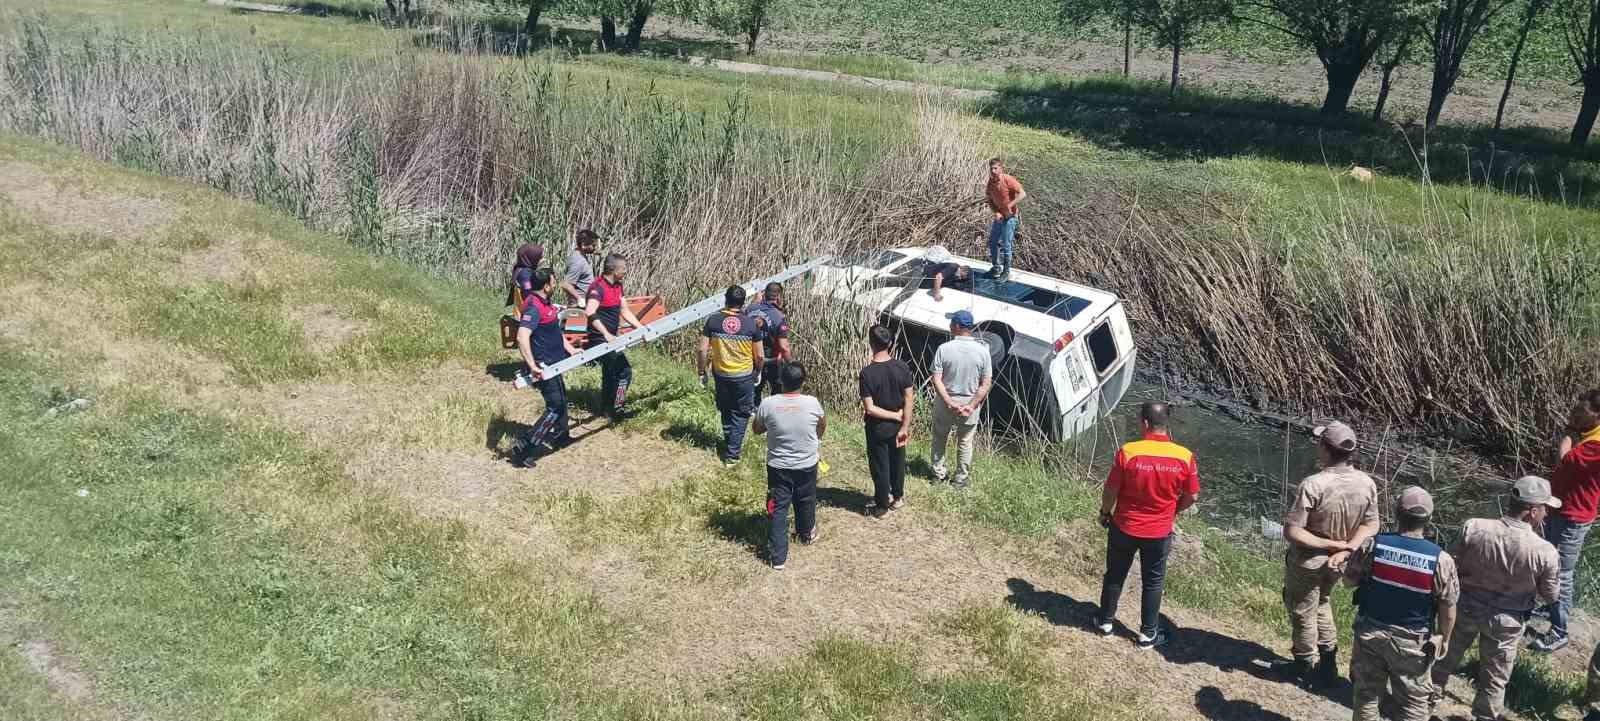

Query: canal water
<box><xmin>1043</xmin><ymin>375</ymin><xmax>1600</xmax><ymax>628</ymax></box>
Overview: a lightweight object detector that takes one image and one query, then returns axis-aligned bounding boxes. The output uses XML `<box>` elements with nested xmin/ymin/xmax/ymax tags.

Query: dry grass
<box><xmin>2</xmin><ymin>15</ymin><xmax>1595</xmax><ymax>465</ymax></box>
<box><xmin>1029</xmin><ymin>174</ymin><xmax>1600</xmax><ymax>463</ymax></box>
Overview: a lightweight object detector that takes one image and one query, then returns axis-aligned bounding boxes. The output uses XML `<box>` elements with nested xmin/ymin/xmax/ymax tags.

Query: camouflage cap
<box><xmin>1397</xmin><ymin>486</ymin><xmax>1434</xmax><ymax>517</ymax></box>
<box><xmin>1512</xmin><ymin>475</ymin><xmax>1562</xmax><ymax>508</ymax></box>
<box><xmin>1312</xmin><ymin>421</ymin><xmax>1358</xmax><ymax>452</ymax></box>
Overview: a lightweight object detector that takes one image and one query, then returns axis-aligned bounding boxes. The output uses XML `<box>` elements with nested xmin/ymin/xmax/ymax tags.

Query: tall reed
<box><xmin>1</xmin><ymin>16</ymin><xmax>1594</xmax><ymax>463</ymax></box>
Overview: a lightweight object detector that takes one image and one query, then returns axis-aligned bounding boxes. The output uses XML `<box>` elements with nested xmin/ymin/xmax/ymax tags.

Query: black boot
<box><xmin>1269</xmin><ymin>658</ymin><xmax>1311</xmax><ymax>684</ymax></box>
<box><xmin>1314</xmin><ymin>646</ymin><xmax>1339</xmax><ymax>688</ymax></box>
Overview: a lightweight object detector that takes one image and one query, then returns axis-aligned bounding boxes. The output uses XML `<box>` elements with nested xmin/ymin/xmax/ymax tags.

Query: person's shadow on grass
<box><xmin>817</xmin><ymin>486</ymin><xmax>874</xmax><ymax>516</ymax></box>
<box><xmin>706</xmin><ymin>508</ymin><xmax>766</xmax><ymax>559</ymax></box>
<box><xmin>1002</xmin><ymin>578</ymin><xmax>1105</xmax><ymax>635</ymax></box>
<box><xmin>1158</xmin><ymin>622</ymin><xmax>1352</xmax><ymax>708</ymax></box>
<box><xmin>1194</xmin><ymin>686</ymin><xmax>1293</xmax><ymax>721</ymax></box>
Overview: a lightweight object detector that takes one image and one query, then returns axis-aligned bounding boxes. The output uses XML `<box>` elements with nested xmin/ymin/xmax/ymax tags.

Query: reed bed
<box><xmin>1</xmin><ymin>16</ymin><xmax>1595</xmax><ymax>466</ymax></box>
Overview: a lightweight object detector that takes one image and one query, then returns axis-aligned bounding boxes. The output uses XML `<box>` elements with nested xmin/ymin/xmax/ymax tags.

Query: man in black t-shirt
<box><xmin>929</xmin><ymin>262</ymin><xmax>974</xmax><ymax>302</ymax></box>
<box><xmin>859</xmin><ymin>324</ymin><xmax>914</xmax><ymax>517</ymax></box>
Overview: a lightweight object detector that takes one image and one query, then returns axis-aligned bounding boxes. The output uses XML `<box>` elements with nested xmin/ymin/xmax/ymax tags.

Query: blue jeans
<box><xmin>1542</xmin><ymin>515</ymin><xmax>1592</xmax><ymax>639</ymax></box>
<box><xmin>988</xmin><ymin>216</ymin><xmax>1017</xmax><ymax>269</ymax></box>
<box><xmin>714</xmin><ymin>373</ymin><xmax>756</xmax><ymax>461</ymax></box>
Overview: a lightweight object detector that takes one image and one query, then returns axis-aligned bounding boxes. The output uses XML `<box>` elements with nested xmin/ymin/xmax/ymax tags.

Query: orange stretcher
<box><xmin>500</xmin><ymin>295</ymin><xmax>668</xmax><ymax>351</ymax></box>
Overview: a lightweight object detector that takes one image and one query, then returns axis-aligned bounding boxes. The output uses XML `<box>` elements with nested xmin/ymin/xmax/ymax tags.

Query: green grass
<box><xmin>0</xmin><ymin>4</ymin><xmax>1596</xmax><ymax>714</ymax></box>
<box><xmin>0</xmin><ymin>134</ymin><xmax>1158</xmax><ymax>721</ymax></box>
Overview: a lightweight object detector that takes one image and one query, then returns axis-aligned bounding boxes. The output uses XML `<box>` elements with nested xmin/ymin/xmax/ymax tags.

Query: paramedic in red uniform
<box><xmin>1096</xmin><ymin>401</ymin><xmax>1199</xmax><ymax>650</ymax></box>
<box><xmin>585</xmin><ymin>253</ymin><xmax>647</xmax><ymax>421</ymax></box>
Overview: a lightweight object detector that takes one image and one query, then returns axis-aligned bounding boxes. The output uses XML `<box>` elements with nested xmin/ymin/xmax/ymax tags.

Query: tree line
<box><xmin>451</xmin><ymin>0</ymin><xmax>1600</xmax><ymax>148</ymax></box>
<box><xmin>1067</xmin><ymin>0</ymin><xmax>1600</xmax><ymax>147</ymax></box>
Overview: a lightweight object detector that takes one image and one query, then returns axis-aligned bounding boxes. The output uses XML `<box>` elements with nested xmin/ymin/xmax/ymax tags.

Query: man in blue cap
<box><xmin>930</xmin><ymin>310</ymin><xmax>992</xmax><ymax>489</ymax></box>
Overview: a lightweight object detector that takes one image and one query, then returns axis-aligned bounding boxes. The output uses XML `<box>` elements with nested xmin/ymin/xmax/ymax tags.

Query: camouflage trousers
<box><xmin>1429</xmin><ymin>610</ymin><xmax>1525</xmax><ymax>721</ymax></box>
<box><xmin>1284</xmin><ymin>558</ymin><xmax>1339</xmax><ymax>662</ymax></box>
<box><xmin>1351</xmin><ymin>618</ymin><xmax>1435</xmax><ymax>721</ymax></box>
<box><xmin>1586</xmin><ymin>641</ymin><xmax>1600</xmax><ymax>712</ymax></box>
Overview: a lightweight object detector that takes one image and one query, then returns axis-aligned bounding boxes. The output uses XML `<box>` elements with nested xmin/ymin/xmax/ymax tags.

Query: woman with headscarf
<box><xmin>506</xmin><ymin>243</ymin><xmax>544</xmax><ymax>310</ymax></box>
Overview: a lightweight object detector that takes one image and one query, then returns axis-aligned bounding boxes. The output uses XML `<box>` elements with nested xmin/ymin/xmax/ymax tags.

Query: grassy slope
<box><xmin>0</xmin><ymin>135</ymin><xmax>1152</xmax><ymax>721</ymax></box>
<box><xmin>0</xmin><ymin>2</ymin><xmax>1593</xmax><ymax>718</ymax></box>
<box><xmin>0</xmin><ymin>132</ymin><xmax>1586</xmax><ymax>719</ymax></box>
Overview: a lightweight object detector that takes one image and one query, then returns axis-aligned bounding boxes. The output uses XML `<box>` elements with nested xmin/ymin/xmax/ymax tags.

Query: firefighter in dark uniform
<box><xmin>585</xmin><ymin>253</ymin><xmax>647</xmax><ymax>421</ymax></box>
<box><xmin>514</xmin><ymin>269</ymin><xmax>578</xmax><ymax>469</ymax></box>
<box><xmin>744</xmin><ymin>282</ymin><xmax>791</xmax><ymax>403</ymax></box>
<box><xmin>1340</xmin><ymin>487</ymin><xmax>1460</xmax><ymax>721</ymax></box>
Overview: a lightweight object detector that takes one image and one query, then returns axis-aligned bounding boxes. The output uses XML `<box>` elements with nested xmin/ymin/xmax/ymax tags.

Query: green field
<box><xmin>2</xmin><ymin>1</ymin><xmax>1599</xmax><ymax>719</ymax></box>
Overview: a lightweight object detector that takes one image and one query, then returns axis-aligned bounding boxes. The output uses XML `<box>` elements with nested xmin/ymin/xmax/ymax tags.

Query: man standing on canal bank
<box><xmin>699</xmin><ymin>285</ymin><xmax>765</xmax><ymax>468</ymax></box>
<box><xmin>1530</xmin><ymin>389</ymin><xmax>1600</xmax><ymax>653</ymax></box>
<box><xmin>929</xmin><ymin>310</ymin><xmax>992</xmax><ymax>490</ymax></box>
<box><xmin>859</xmin><ymin>324</ymin><xmax>913</xmax><ymax>517</ymax></box>
<box><xmin>1341</xmin><ymin>486</ymin><xmax>1458</xmax><ymax>721</ymax></box>
<box><xmin>1276</xmin><ymin>421</ymin><xmax>1381</xmax><ymax>687</ymax></box>
<box><xmin>1095</xmin><ymin>401</ymin><xmax>1199</xmax><ymax>650</ymax></box>
<box><xmin>1429</xmin><ymin>476</ymin><xmax>1560</xmax><ymax>721</ymax></box>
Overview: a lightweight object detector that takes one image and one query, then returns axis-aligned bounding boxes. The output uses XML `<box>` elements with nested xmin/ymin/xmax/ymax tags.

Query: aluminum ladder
<box><xmin>538</xmin><ymin>255</ymin><xmax>834</xmax><ymax>380</ymax></box>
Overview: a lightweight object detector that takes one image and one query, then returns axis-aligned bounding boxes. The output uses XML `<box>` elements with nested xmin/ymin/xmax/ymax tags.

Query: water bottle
<box><xmin>512</xmin><ymin>371</ymin><xmax>532</xmax><ymax>389</ymax></box>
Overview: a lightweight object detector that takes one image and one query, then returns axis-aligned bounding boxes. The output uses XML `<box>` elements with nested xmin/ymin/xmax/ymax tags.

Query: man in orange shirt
<box><xmin>1096</xmin><ymin>402</ymin><xmax>1200</xmax><ymax>650</ymax></box>
<box><xmin>985</xmin><ymin>158</ymin><xmax>1026</xmax><ymax>280</ymax></box>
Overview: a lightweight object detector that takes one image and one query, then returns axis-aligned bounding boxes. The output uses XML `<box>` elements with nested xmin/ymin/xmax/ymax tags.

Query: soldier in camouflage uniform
<box><xmin>1277</xmin><ymin>421</ymin><xmax>1382</xmax><ymax>686</ymax></box>
<box><xmin>1341</xmin><ymin>487</ymin><xmax>1459</xmax><ymax>721</ymax></box>
<box><xmin>1586</xmin><ymin>645</ymin><xmax>1600</xmax><ymax>721</ymax></box>
<box><xmin>1429</xmin><ymin>476</ymin><xmax>1560</xmax><ymax>721</ymax></box>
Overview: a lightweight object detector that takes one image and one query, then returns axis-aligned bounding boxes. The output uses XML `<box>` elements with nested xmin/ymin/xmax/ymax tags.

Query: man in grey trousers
<box><xmin>930</xmin><ymin>310</ymin><xmax>993</xmax><ymax>489</ymax></box>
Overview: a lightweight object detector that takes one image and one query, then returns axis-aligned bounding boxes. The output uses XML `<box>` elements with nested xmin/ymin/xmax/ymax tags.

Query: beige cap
<box><xmin>1512</xmin><ymin>475</ymin><xmax>1562</xmax><ymax>508</ymax></box>
<box><xmin>1313</xmin><ymin>421</ymin><xmax>1358</xmax><ymax>452</ymax></box>
<box><xmin>1397</xmin><ymin>486</ymin><xmax>1434</xmax><ymax>517</ymax></box>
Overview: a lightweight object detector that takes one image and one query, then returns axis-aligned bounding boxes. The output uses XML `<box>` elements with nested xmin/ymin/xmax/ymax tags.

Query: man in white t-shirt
<box><xmin>753</xmin><ymin>362</ymin><xmax>826</xmax><ymax>571</ymax></box>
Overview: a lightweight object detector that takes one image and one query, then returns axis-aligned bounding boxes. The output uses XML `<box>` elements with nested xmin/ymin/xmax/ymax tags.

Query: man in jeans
<box><xmin>1531</xmin><ymin>389</ymin><xmax>1600</xmax><ymax>653</ymax></box>
<box><xmin>753</xmin><ymin>363</ymin><xmax>825</xmax><ymax>571</ymax></box>
<box><xmin>1096</xmin><ymin>402</ymin><xmax>1199</xmax><ymax>650</ymax></box>
<box><xmin>984</xmin><ymin>158</ymin><xmax>1026</xmax><ymax>279</ymax></box>
<box><xmin>930</xmin><ymin>310</ymin><xmax>992</xmax><ymax>489</ymax></box>
<box><xmin>698</xmin><ymin>285</ymin><xmax>765</xmax><ymax>468</ymax></box>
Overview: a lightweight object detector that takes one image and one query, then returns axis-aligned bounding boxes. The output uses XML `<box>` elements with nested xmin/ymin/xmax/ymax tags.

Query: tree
<box><xmin>566</xmin><ymin>0</ymin><xmax>692</xmax><ymax>52</ymax></box>
<box><xmin>1246</xmin><ymin>0</ymin><xmax>1429</xmax><ymax>114</ymax></box>
<box><xmin>1494</xmin><ymin>0</ymin><xmax>1551</xmax><ymax>131</ymax></box>
<box><xmin>1064</xmin><ymin>0</ymin><xmax>1237</xmax><ymax>98</ymax></box>
<box><xmin>383</xmin><ymin>0</ymin><xmax>414</xmax><ymax>23</ymax></box>
<box><xmin>519</xmin><ymin>0</ymin><xmax>548</xmax><ymax>53</ymax></box>
<box><xmin>1555</xmin><ymin>0</ymin><xmax>1600</xmax><ymax>146</ymax></box>
<box><xmin>1425</xmin><ymin>0</ymin><xmax>1518</xmax><ymax>131</ymax></box>
<box><xmin>623</xmin><ymin>0</ymin><xmax>653</xmax><ymax>51</ymax></box>
<box><xmin>1373</xmin><ymin>24</ymin><xmax>1422</xmax><ymax>122</ymax></box>
<box><xmin>703</xmin><ymin>0</ymin><xmax>783</xmax><ymax>54</ymax></box>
